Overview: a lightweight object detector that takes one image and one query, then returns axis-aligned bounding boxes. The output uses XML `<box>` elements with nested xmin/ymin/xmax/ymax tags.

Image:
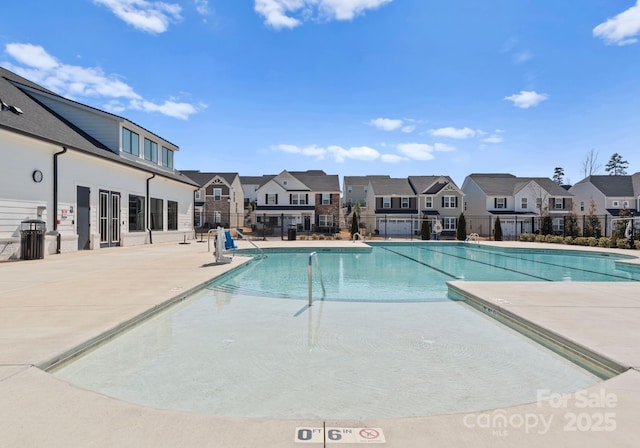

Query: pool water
<box><xmin>53</xmin><ymin>243</ymin><xmax>637</xmax><ymax>419</ymax></box>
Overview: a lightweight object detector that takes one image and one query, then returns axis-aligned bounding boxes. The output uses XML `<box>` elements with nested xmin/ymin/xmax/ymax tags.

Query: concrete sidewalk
<box><xmin>0</xmin><ymin>240</ymin><xmax>639</xmax><ymax>447</ymax></box>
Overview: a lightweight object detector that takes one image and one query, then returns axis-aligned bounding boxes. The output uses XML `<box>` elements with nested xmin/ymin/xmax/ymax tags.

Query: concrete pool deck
<box><xmin>0</xmin><ymin>239</ymin><xmax>639</xmax><ymax>447</ymax></box>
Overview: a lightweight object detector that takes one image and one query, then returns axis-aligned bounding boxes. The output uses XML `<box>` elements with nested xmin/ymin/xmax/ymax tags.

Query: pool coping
<box><xmin>1</xmin><ymin>239</ymin><xmax>639</xmax><ymax>447</ymax></box>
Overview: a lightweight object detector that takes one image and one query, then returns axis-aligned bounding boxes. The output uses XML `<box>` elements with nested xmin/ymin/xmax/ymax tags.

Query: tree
<box><xmin>552</xmin><ymin>167</ymin><xmax>564</xmax><ymax>185</ymax></box>
<box><xmin>493</xmin><ymin>217</ymin><xmax>503</xmax><ymax>241</ymax></box>
<box><xmin>350</xmin><ymin>213</ymin><xmax>359</xmax><ymax>238</ymax></box>
<box><xmin>581</xmin><ymin>149</ymin><xmax>601</xmax><ymax>179</ymax></box>
<box><xmin>583</xmin><ymin>198</ymin><xmax>602</xmax><ymax>238</ymax></box>
<box><xmin>456</xmin><ymin>212</ymin><xmax>467</xmax><ymax>241</ymax></box>
<box><xmin>605</xmin><ymin>153</ymin><xmax>629</xmax><ymax>176</ymax></box>
<box><xmin>421</xmin><ymin>219</ymin><xmax>431</xmax><ymax>240</ymax></box>
<box><xmin>541</xmin><ymin>216</ymin><xmax>553</xmax><ymax>235</ymax></box>
<box><xmin>564</xmin><ymin>206</ymin><xmax>580</xmax><ymax>238</ymax></box>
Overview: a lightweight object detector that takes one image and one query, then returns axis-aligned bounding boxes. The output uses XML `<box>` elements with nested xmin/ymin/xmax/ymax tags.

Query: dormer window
<box><xmin>122</xmin><ymin>128</ymin><xmax>139</xmax><ymax>156</ymax></box>
<box><xmin>162</xmin><ymin>147</ymin><xmax>173</xmax><ymax>168</ymax></box>
<box><xmin>144</xmin><ymin>138</ymin><xmax>158</xmax><ymax>163</ymax></box>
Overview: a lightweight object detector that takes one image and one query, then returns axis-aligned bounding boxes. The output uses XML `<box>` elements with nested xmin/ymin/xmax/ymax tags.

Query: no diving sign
<box><xmin>295</xmin><ymin>427</ymin><xmax>386</xmax><ymax>444</ymax></box>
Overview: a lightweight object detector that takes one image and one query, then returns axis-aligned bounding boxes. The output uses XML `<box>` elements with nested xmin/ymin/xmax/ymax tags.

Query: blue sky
<box><xmin>2</xmin><ymin>0</ymin><xmax>639</xmax><ymax>187</ymax></box>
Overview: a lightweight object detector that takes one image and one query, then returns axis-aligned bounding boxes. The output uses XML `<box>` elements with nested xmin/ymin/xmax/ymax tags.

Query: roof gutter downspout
<box><xmin>53</xmin><ymin>147</ymin><xmax>68</xmax><ymax>254</ymax></box>
<box><xmin>146</xmin><ymin>173</ymin><xmax>156</xmax><ymax>244</ymax></box>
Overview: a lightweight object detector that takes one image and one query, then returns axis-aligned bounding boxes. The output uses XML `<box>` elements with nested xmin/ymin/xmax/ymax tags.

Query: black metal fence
<box><xmin>195</xmin><ymin>212</ymin><xmax>637</xmax><ymax>241</ymax></box>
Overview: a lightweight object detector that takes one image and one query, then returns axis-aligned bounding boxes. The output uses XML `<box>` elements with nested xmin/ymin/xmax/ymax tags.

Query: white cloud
<box><xmin>504</xmin><ymin>90</ymin><xmax>549</xmax><ymax>109</ymax></box>
<box><xmin>4</xmin><ymin>43</ymin><xmax>201</xmax><ymax>120</ymax></box>
<box><xmin>254</xmin><ymin>0</ymin><xmax>392</xmax><ymax>29</ymax></box>
<box><xmin>401</xmin><ymin>125</ymin><xmax>416</xmax><ymax>133</ymax></box>
<box><xmin>329</xmin><ymin>145</ymin><xmax>381</xmax><ymax>162</ymax></box>
<box><xmin>429</xmin><ymin>126</ymin><xmax>476</xmax><ymax>139</ymax></box>
<box><xmin>274</xmin><ymin>144</ymin><xmax>327</xmax><ymax>158</ymax></box>
<box><xmin>195</xmin><ymin>0</ymin><xmax>210</xmax><ymax>17</ymax></box>
<box><xmin>593</xmin><ymin>1</ymin><xmax>640</xmax><ymax>46</ymax></box>
<box><xmin>397</xmin><ymin>143</ymin><xmax>435</xmax><ymax>161</ymax></box>
<box><xmin>369</xmin><ymin>117</ymin><xmax>403</xmax><ymax>131</ymax></box>
<box><xmin>381</xmin><ymin>154</ymin><xmax>408</xmax><ymax>163</ymax></box>
<box><xmin>481</xmin><ymin>135</ymin><xmax>503</xmax><ymax>144</ymax></box>
<box><xmin>433</xmin><ymin>142</ymin><xmax>455</xmax><ymax>152</ymax></box>
<box><xmin>93</xmin><ymin>0</ymin><xmax>182</xmax><ymax>34</ymax></box>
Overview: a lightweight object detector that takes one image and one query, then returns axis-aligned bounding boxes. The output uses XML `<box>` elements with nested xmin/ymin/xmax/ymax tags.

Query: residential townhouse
<box><xmin>253</xmin><ymin>170</ymin><xmax>340</xmax><ymax>235</ymax></box>
<box><xmin>0</xmin><ymin>67</ymin><xmax>197</xmax><ymax>260</ymax></box>
<box><xmin>569</xmin><ymin>174</ymin><xmax>640</xmax><ymax>235</ymax></box>
<box><xmin>364</xmin><ymin>177</ymin><xmax>418</xmax><ymax>236</ymax></box>
<box><xmin>408</xmin><ymin>175</ymin><xmax>464</xmax><ymax>238</ymax></box>
<box><xmin>181</xmin><ymin>171</ymin><xmax>244</xmax><ymax>229</ymax></box>
<box><xmin>342</xmin><ymin>175</ymin><xmax>390</xmax><ymax>210</ymax></box>
<box><xmin>462</xmin><ymin>173</ymin><xmax>574</xmax><ymax>238</ymax></box>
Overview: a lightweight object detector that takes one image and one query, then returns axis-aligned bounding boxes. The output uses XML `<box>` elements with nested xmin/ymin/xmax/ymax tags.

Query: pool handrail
<box><xmin>308</xmin><ymin>251</ymin><xmax>326</xmax><ymax>307</ymax></box>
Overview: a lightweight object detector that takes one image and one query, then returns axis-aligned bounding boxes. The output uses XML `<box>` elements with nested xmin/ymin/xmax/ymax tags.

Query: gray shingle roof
<box><xmin>291</xmin><ymin>170</ymin><xmax>340</xmax><ymax>192</ymax></box>
<box><xmin>469</xmin><ymin>173</ymin><xmax>572</xmax><ymax>196</ymax></box>
<box><xmin>1</xmin><ymin>67</ymin><xmax>197</xmax><ymax>187</ymax></box>
<box><xmin>369</xmin><ymin>177</ymin><xmax>416</xmax><ymax>196</ymax></box>
<box><xmin>181</xmin><ymin>171</ymin><xmax>238</xmax><ymax>187</ymax></box>
<box><xmin>343</xmin><ymin>175</ymin><xmax>390</xmax><ymax>187</ymax></box>
<box><xmin>408</xmin><ymin>176</ymin><xmax>457</xmax><ymax>194</ymax></box>
<box><xmin>575</xmin><ymin>175</ymin><xmax>636</xmax><ymax>197</ymax></box>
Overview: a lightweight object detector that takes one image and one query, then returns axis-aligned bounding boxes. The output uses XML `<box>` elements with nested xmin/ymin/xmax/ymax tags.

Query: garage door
<box><xmin>378</xmin><ymin>218</ymin><xmax>413</xmax><ymax>235</ymax></box>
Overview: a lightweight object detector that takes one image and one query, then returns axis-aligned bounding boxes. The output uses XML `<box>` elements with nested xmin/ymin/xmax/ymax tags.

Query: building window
<box><xmin>612</xmin><ymin>201</ymin><xmax>619</xmax><ymax>208</ymax></box>
<box><xmin>322</xmin><ymin>193</ymin><xmax>331</xmax><ymax>205</ymax></box>
<box><xmin>122</xmin><ymin>128</ymin><xmax>139</xmax><ymax>156</ymax></box>
<box><xmin>580</xmin><ymin>201</ymin><xmax>584</xmax><ymax>212</ymax></box>
<box><xmin>168</xmin><ymin>201</ymin><xmax>178</xmax><ymax>230</ymax></box>
<box><xmin>623</xmin><ymin>201</ymin><xmax>629</xmax><ymax>208</ymax></box>
<box><xmin>443</xmin><ymin>217</ymin><xmax>457</xmax><ymax>230</ymax></box>
<box><xmin>553</xmin><ymin>218</ymin><xmax>564</xmax><ymax>233</ymax></box>
<box><xmin>348</xmin><ymin>186</ymin><xmax>352</xmax><ymax>193</ymax></box>
<box><xmin>401</xmin><ymin>197</ymin><xmax>410</xmax><ymax>208</ymax></box>
<box><xmin>554</xmin><ymin>198</ymin><xmax>563</xmax><ymax>209</ymax></box>
<box><xmin>319</xmin><ymin>215</ymin><xmax>333</xmax><ymax>227</ymax></box>
<box><xmin>195</xmin><ymin>191</ymin><xmax>201</xmax><ymax>200</ymax></box>
<box><xmin>144</xmin><ymin>138</ymin><xmax>158</xmax><ymax>163</ymax></box>
<box><xmin>213</xmin><ymin>188</ymin><xmax>222</xmax><ymax>201</ymax></box>
<box><xmin>443</xmin><ymin>196</ymin><xmax>456</xmax><ymax>208</ymax></box>
<box><xmin>291</xmin><ymin>194</ymin><xmax>307</xmax><ymax>205</ymax></box>
<box><xmin>162</xmin><ymin>147</ymin><xmax>173</xmax><ymax>168</ymax></box>
<box><xmin>150</xmin><ymin>198</ymin><xmax>163</xmax><ymax>231</ymax></box>
<box><xmin>382</xmin><ymin>197</ymin><xmax>391</xmax><ymax>209</ymax></box>
<box><xmin>267</xmin><ymin>194</ymin><xmax>277</xmax><ymax>205</ymax></box>
<box><xmin>521</xmin><ymin>198</ymin><xmax>528</xmax><ymax>209</ymax></box>
<box><xmin>496</xmin><ymin>198</ymin><xmax>506</xmax><ymax>209</ymax></box>
<box><xmin>128</xmin><ymin>195</ymin><xmax>145</xmax><ymax>231</ymax></box>
<box><xmin>536</xmin><ymin>197</ymin><xmax>542</xmax><ymax>209</ymax></box>
<box><xmin>425</xmin><ymin>197</ymin><xmax>433</xmax><ymax>208</ymax></box>
<box><xmin>214</xmin><ymin>211</ymin><xmax>221</xmax><ymax>224</ymax></box>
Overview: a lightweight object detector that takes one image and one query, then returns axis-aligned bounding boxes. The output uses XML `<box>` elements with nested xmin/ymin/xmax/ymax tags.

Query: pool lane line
<box><xmin>459</xmin><ymin>245</ymin><xmax>640</xmax><ymax>282</ymax></box>
<box><xmin>417</xmin><ymin>246</ymin><xmax>553</xmax><ymax>281</ymax></box>
<box><xmin>380</xmin><ymin>247</ymin><xmax>459</xmax><ymax>279</ymax></box>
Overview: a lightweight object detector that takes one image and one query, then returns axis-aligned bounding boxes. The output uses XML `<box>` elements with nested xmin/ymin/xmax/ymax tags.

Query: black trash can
<box><xmin>287</xmin><ymin>225</ymin><xmax>297</xmax><ymax>241</ymax></box>
<box><xmin>20</xmin><ymin>219</ymin><xmax>46</xmax><ymax>260</ymax></box>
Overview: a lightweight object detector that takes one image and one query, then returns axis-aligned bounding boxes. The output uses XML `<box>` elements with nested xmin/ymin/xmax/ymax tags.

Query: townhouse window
<box><xmin>521</xmin><ymin>198</ymin><xmax>528</xmax><ymax>209</ymax></box>
<box><xmin>623</xmin><ymin>201</ymin><xmax>629</xmax><ymax>208</ymax></box>
<box><xmin>195</xmin><ymin>191</ymin><xmax>201</xmax><ymax>200</ymax></box>
<box><xmin>291</xmin><ymin>194</ymin><xmax>307</xmax><ymax>205</ymax></box>
<box><xmin>128</xmin><ymin>195</ymin><xmax>145</xmax><ymax>231</ymax></box>
<box><xmin>612</xmin><ymin>201</ymin><xmax>619</xmax><ymax>208</ymax></box>
<box><xmin>553</xmin><ymin>218</ymin><xmax>564</xmax><ymax>233</ymax></box>
<box><xmin>443</xmin><ymin>195</ymin><xmax>456</xmax><ymax>208</ymax></box>
<box><xmin>168</xmin><ymin>201</ymin><xmax>178</xmax><ymax>230</ymax></box>
<box><xmin>401</xmin><ymin>197</ymin><xmax>410</xmax><ymax>209</ymax></box>
<box><xmin>214</xmin><ymin>211</ymin><xmax>221</xmax><ymax>224</ymax></box>
<box><xmin>425</xmin><ymin>197</ymin><xmax>433</xmax><ymax>208</ymax></box>
<box><xmin>443</xmin><ymin>217</ymin><xmax>457</xmax><ymax>230</ymax></box>
<box><xmin>322</xmin><ymin>193</ymin><xmax>331</xmax><ymax>205</ymax></box>
<box><xmin>213</xmin><ymin>188</ymin><xmax>222</xmax><ymax>201</ymax></box>
<box><xmin>554</xmin><ymin>198</ymin><xmax>563</xmax><ymax>209</ymax></box>
<box><xmin>495</xmin><ymin>197</ymin><xmax>506</xmax><ymax>209</ymax></box>
<box><xmin>150</xmin><ymin>198</ymin><xmax>163</xmax><ymax>231</ymax></box>
<box><xmin>348</xmin><ymin>186</ymin><xmax>352</xmax><ymax>193</ymax></box>
<box><xmin>319</xmin><ymin>215</ymin><xmax>333</xmax><ymax>227</ymax></box>
<box><xmin>536</xmin><ymin>197</ymin><xmax>542</xmax><ymax>209</ymax></box>
<box><xmin>144</xmin><ymin>138</ymin><xmax>158</xmax><ymax>163</ymax></box>
<box><xmin>580</xmin><ymin>201</ymin><xmax>584</xmax><ymax>212</ymax></box>
<box><xmin>267</xmin><ymin>194</ymin><xmax>277</xmax><ymax>205</ymax></box>
<box><xmin>122</xmin><ymin>128</ymin><xmax>139</xmax><ymax>156</ymax></box>
<box><xmin>382</xmin><ymin>197</ymin><xmax>391</xmax><ymax>209</ymax></box>
<box><xmin>162</xmin><ymin>147</ymin><xmax>174</xmax><ymax>168</ymax></box>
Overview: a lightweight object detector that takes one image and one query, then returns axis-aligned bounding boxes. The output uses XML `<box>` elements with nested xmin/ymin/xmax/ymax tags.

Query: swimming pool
<box><xmin>53</xmin><ymin>243</ymin><xmax>637</xmax><ymax>419</ymax></box>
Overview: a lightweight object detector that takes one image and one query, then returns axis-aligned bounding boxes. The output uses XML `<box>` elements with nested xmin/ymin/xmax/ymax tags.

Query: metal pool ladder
<box><xmin>308</xmin><ymin>251</ymin><xmax>326</xmax><ymax>306</ymax></box>
<box><xmin>465</xmin><ymin>233</ymin><xmax>480</xmax><ymax>243</ymax></box>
